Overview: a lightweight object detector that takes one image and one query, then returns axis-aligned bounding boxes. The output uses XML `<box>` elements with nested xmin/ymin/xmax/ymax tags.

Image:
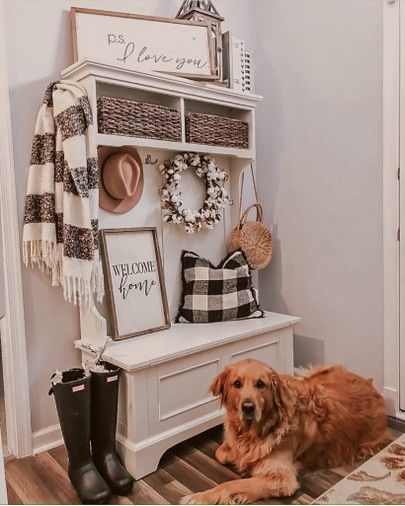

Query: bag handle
<box><xmin>238</xmin><ymin>163</ymin><xmax>259</xmax><ymax>218</ymax></box>
<box><xmin>238</xmin><ymin>203</ymin><xmax>263</xmax><ymax>228</ymax></box>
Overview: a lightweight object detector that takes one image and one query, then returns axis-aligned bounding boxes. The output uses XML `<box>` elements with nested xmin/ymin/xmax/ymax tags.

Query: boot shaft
<box><xmin>50</xmin><ymin>368</ymin><xmax>93</xmax><ymax>467</ymax></box>
<box><xmin>91</xmin><ymin>362</ymin><xmax>121</xmax><ymax>455</ymax></box>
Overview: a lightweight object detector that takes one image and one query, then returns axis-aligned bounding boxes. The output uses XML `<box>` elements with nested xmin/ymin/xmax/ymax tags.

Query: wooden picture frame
<box><xmin>70</xmin><ymin>7</ymin><xmax>217</xmax><ymax>81</ymax></box>
<box><xmin>100</xmin><ymin>228</ymin><xmax>170</xmax><ymax>341</ymax></box>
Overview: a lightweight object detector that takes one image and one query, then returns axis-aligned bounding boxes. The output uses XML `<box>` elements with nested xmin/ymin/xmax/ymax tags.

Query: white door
<box><xmin>400</xmin><ymin>0</ymin><xmax>405</xmax><ymax>412</ymax></box>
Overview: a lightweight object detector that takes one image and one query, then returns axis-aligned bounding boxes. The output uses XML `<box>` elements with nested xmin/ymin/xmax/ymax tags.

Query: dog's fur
<box><xmin>181</xmin><ymin>359</ymin><xmax>387</xmax><ymax>505</ymax></box>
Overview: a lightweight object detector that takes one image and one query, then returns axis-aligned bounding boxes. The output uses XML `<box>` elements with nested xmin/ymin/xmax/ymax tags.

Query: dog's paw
<box><xmin>229</xmin><ymin>493</ymin><xmax>252</xmax><ymax>505</ymax></box>
<box><xmin>181</xmin><ymin>491</ymin><xmax>252</xmax><ymax>505</ymax></box>
<box><xmin>180</xmin><ymin>493</ymin><xmax>206</xmax><ymax>505</ymax></box>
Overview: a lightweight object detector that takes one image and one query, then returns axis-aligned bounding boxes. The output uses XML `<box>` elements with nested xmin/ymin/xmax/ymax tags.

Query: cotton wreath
<box><xmin>159</xmin><ymin>153</ymin><xmax>232</xmax><ymax>234</ymax></box>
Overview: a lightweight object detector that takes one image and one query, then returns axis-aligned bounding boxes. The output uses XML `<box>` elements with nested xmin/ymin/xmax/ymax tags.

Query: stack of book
<box><xmin>222</xmin><ymin>32</ymin><xmax>254</xmax><ymax>93</ymax></box>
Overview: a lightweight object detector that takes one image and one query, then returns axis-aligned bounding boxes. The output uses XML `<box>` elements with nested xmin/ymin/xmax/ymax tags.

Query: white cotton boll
<box><xmin>185</xmin><ymin>213</ymin><xmax>195</xmax><ymax>223</ymax></box>
<box><xmin>173</xmin><ymin>174</ymin><xmax>181</xmax><ymax>181</ymax></box>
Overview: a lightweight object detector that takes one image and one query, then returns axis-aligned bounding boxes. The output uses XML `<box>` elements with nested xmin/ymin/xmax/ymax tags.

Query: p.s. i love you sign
<box><xmin>100</xmin><ymin>228</ymin><xmax>170</xmax><ymax>341</ymax></box>
<box><xmin>70</xmin><ymin>8</ymin><xmax>216</xmax><ymax>80</ymax></box>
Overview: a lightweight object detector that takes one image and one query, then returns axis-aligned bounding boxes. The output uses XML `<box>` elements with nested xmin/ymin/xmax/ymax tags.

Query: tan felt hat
<box><xmin>98</xmin><ymin>146</ymin><xmax>144</xmax><ymax>214</ymax></box>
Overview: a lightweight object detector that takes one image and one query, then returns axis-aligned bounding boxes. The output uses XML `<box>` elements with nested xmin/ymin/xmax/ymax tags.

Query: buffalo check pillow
<box><xmin>176</xmin><ymin>250</ymin><xmax>264</xmax><ymax>323</ymax></box>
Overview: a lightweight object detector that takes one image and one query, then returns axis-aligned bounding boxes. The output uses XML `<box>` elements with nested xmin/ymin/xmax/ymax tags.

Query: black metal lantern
<box><xmin>176</xmin><ymin>1</ymin><xmax>224</xmax><ymax>81</ymax></box>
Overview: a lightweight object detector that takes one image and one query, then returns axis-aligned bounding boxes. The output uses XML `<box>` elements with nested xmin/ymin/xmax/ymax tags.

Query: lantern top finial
<box><xmin>176</xmin><ymin>0</ymin><xmax>224</xmax><ymax>21</ymax></box>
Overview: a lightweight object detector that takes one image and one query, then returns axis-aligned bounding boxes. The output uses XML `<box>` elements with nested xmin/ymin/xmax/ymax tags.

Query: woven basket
<box><xmin>186</xmin><ymin>112</ymin><xmax>249</xmax><ymax>149</ymax></box>
<box><xmin>97</xmin><ymin>96</ymin><xmax>182</xmax><ymax>142</ymax></box>
<box><xmin>228</xmin><ymin>203</ymin><xmax>273</xmax><ymax>270</ymax></box>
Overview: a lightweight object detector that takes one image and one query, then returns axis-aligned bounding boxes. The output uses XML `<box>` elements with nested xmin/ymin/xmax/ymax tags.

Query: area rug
<box><xmin>313</xmin><ymin>433</ymin><xmax>405</xmax><ymax>504</ymax></box>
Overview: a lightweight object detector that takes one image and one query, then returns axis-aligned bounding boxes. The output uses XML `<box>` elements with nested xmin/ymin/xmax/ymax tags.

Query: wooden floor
<box><xmin>5</xmin><ymin>421</ymin><xmax>405</xmax><ymax>505</ymax></box>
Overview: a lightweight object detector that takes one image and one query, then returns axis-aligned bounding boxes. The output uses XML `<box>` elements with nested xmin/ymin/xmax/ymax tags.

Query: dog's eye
<box><xmin>256</xmin><ymin>380</ymin><xmax>265</xmax><ymax>389</ymax></box>
<box><xmin>233</xmin><ymin>379</ymin><xmax>242</xmax><ymax>389</ymax></box>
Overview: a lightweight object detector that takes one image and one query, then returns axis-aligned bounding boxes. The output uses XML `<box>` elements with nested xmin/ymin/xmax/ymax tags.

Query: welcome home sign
<box><xmin>100</xmin><ymin>228</ymin><xmax>170</xmax><ymax>341</ymax></box>
<box><xmin>71</xmin><ymin>7</ymin><xmax>216</xmax><ymax>80</ymax></box>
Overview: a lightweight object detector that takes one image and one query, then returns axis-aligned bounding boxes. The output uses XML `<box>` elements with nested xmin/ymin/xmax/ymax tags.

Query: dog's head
<box><xmin>210</xmin><ymin>359</ymin><xmax>290</xmax><ymax>425</ymax></box>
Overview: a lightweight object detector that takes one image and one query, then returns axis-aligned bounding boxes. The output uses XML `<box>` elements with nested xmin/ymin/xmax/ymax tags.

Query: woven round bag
<box><xmin>228</xmin><ymin>203</ymin><xmax>273</xmax><ymax>270</ymax></box>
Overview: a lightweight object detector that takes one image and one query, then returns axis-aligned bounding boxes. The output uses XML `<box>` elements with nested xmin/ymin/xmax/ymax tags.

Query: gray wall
<box><xmin>254</xmin><ymin>0</ymin><xmax>384</xmax><ymax>388</ymax></box>
<box><xmin>3</xmin><ymin>0</ymin><xmax>255</xmax><ymax>434</ymax></box>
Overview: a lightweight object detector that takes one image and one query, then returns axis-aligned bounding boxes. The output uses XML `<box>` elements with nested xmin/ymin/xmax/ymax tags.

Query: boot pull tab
<box><xmin>49</xmin><ymin>371</ymin><xmax>59</xmax><ymax>395</ymax></box>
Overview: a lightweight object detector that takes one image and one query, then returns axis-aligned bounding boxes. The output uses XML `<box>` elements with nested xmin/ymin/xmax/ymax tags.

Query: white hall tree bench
<box><xmin>79</xmin><ymin>313</ymin><xmax>299</xmax><ymax>479</ymax></box>
<box><xmin>62</xmin><ymin>59</ymin><xmax>300</xmax><ymax>479</ymax></box>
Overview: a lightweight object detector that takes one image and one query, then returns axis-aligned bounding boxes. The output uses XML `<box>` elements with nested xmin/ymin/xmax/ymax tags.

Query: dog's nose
<box><xmin>241</xmin><ymin>401</ymin><xmax>255</xmax><ymax>415</ymax></box>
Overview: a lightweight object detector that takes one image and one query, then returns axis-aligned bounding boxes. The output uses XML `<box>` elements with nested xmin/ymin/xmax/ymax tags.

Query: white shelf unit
<box><xmin>62</xmin><ymin>59</ymin><xmax>261</xmax><ymax>160</ymax></box>
<box><xmin>61</xmin><ymin>60</ymin><xmax>299</xmax><ymax>480</ymax></box>
<box><xmin>61</xmin><ymin>59</ymin><xmax>263</xmax><ymax>342</ymax></box>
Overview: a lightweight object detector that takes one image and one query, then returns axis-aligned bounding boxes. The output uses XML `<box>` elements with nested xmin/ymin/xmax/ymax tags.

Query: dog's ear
<box><xmin>209</xmin><ymin>367</ymin><xmax>230</xmax><ymax>403</ymax></box>
<box><xmin>268</xmin><ymin>371</ymin><xmax>292</xmax><ymax>411</ymax></box>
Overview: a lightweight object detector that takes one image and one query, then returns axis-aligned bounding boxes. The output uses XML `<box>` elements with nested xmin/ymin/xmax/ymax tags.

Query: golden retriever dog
<box><xmin>181</xmin><ymin>359</ymin><xmax>387</xmax><ymax>505</ymax></box>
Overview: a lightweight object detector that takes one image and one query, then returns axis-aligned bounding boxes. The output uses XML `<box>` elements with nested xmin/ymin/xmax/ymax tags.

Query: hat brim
<box><xmin>98</xmin><ymin>146</ymin><xmax>144</xmax><ymax>214</ymax></box>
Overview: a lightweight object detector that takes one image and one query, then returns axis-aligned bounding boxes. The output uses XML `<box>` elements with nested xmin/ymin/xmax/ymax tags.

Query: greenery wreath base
<box><xmin>159</xmin><ymin>153</ymin><xmax>232</xmax><ymax>234</ymax></box>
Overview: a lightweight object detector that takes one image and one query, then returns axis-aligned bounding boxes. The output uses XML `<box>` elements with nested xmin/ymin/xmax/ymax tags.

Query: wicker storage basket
<box><xmin>97</xmin><ymin>96</ymin><xmax>182</xmax><ymax>142</ymax></box>
<box><xmin>185</xmin><ymin>112</ymin><xmax>249</xmax><ymax>149</ymax></box>
<box><xmin>228</xmin><ymin>203</ymin><xmax>273</xmax><ymax>270</ymax></box>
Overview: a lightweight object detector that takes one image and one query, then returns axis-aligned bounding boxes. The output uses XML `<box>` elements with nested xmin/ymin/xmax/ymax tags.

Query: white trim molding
<box><xmin>0</xmin><ymin>1</ymin><xmax>33</xmax><ymax>455</ymax></box>
<box><xmin>32</xmin><ymin>424</ymin><xmax>63</xmax><ymax>455</ymax></box>
<box><xmin>383</xmin><ymin>0</ymin><xmax>404</xmax><ymax>419</ymax></box>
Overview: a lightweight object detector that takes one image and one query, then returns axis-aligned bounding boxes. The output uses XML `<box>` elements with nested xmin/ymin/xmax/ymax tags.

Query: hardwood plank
<box><xmin>176</xmin><ymin>442</ymin><xmax>240</xmax><ymax>483</ymax></box>
<box><xmin>48</xmin><ymin>445</ymin><xmax>69</xmax><ymax>472</ymax></box>
<box><xmin>143</xmin><ymin>467</ymin><xmax>191</xmax><ymax>504</ymax></box>
<box><xmin>6</xmin><ymin>452</ymin><xmax>80</xmax><ymax>504</ymax></box>
<box><xmin>291</xmin><ymin>492</ymin><xmax>315</xmax><ymax>504</ymax></box>
<box><xmin>126</xmin><ymin>480</ymin><xmax>169</xmax><ymax>505</ymax></box>
<box><xmin>5</xmin><ymin>480</ymin><xmax>23</xmax><ymax>505</ymax></box>
<box><xmin>111</xmin><ymin>495</ymin><xmax>134</xmax><ymax>504</ymax></box>
<box><xmin>387</xmin><ymin>427</ymin><xmax>403</xmax><ymax>441</ymax></box>
<box><xmin>300</xmin><ymin>468</ymin><xmax>342</xmax><ymax>499</ymax></box>
<box><xmin>187</xmin><ymin>433</ymin><xmax>220</xmax><ymax>460</ymax></box>
<box><xmin>160</xmin><ymin>452</ymin><xmax>217</xmax><ymax>492</ymax></box>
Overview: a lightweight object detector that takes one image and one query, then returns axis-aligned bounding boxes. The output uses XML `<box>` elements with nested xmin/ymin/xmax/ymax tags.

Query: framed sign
<box><xmin>70</xmin><ymin>7</ymin><xmax>216</xmax><ymax>80</ymax></box>
<box><xmin>100</xmin><ymin>228</ymin><xmax>170</xmax><ymax>340</ymax></box>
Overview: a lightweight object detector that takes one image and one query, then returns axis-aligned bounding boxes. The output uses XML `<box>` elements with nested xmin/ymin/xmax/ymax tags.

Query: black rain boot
<box><xmin>49</xmin><ymin>368</ymin><xmax>112</xmax><ymax>504</ymax></box>
<box><xmin>91</xmin><ymin>362</ymin><xmax>135</xmax><ymax>495</ymax></box>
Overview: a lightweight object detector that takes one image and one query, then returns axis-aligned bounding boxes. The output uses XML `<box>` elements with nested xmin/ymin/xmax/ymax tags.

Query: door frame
<box><xmin>0</xmin><ymin>0</ymin><xmax>33</xmax><ymax>456</ymax></box>
<box><xmin>383</xmin><ymin>0</ymin><xmax>405</xmax><ymax>419</ymax></box>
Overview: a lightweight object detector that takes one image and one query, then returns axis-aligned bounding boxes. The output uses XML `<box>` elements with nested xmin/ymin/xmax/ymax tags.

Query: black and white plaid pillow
<box><xmin>176</xmin><ymin>250</ymin><xmax>264</xmax><ymax>323</ymax></box>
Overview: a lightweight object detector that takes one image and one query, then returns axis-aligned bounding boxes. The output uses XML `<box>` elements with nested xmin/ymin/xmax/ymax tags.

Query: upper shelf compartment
<box><xmin>61</xmin><ymin>59</ymin><xmax>263</xmax><ymax>160</ymax></box>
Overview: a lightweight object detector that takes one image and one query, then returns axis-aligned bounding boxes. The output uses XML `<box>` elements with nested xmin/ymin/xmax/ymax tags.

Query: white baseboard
<box><xmin>383</xmin><ymin>386</ymin><xmax>399</xmax><ymax>416</ymax></box>
<box><xmin>32</xmin><ymin>423</ymin><xmax>63</xmax><ymax>454</ymax></box>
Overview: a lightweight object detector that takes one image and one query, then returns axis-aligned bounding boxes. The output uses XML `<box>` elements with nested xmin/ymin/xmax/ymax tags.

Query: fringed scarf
<box><xmin>22</xmin><ymin>80</ymin><xmax>103</xmax><ymax>307</ymax></box>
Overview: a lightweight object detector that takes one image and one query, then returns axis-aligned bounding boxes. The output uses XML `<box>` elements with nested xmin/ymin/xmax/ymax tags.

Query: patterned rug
<box><xmin>313</xmin><ymin>433</ymin><xmax>405</xmax><ymax>504</ymax></box>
